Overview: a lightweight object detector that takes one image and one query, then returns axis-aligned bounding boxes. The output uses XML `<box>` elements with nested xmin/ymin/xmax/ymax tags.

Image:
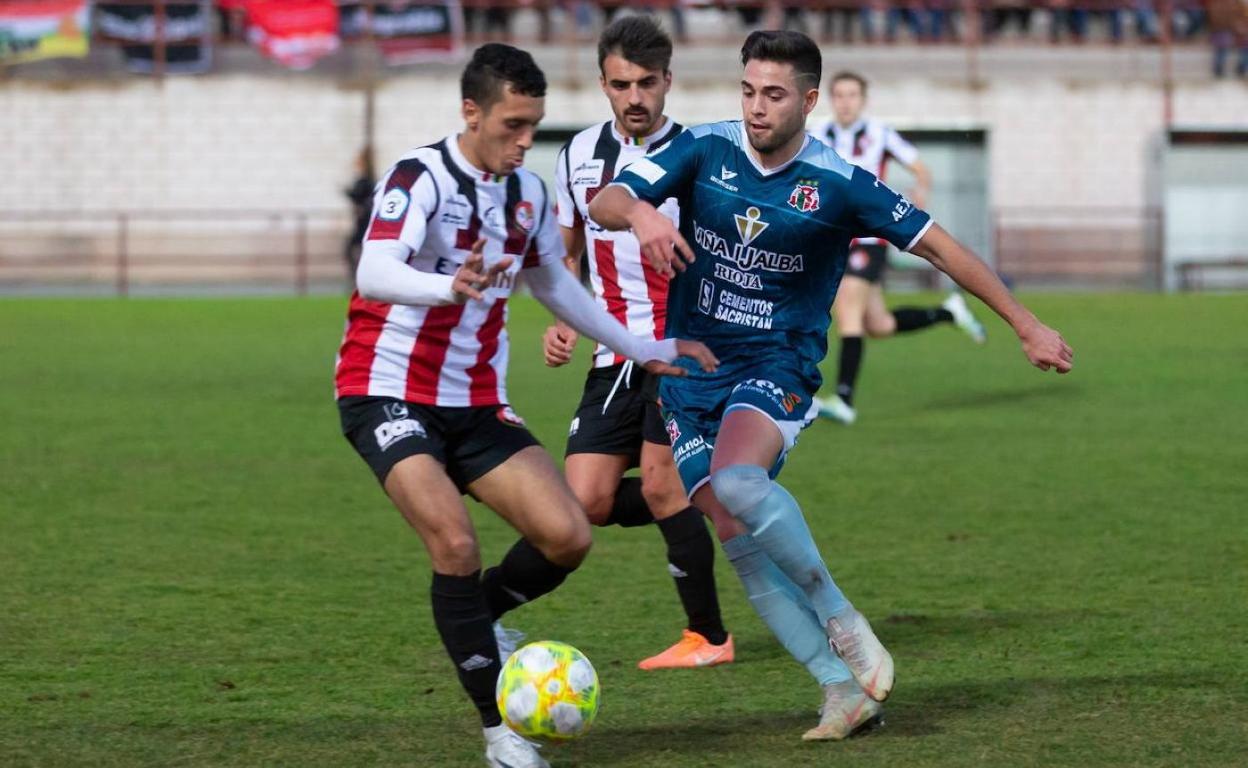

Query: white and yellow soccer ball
<box><xmin>495</xmin><ymin>641</ymin><xmax>600</xmax><ymax>741</ymax></box>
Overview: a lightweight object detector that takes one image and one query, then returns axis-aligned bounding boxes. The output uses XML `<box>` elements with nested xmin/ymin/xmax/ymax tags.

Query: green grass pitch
<box><xmin>1</xmin><ymin>293</ymin><xmax>1245</xmax><ymax>767</ymax></box>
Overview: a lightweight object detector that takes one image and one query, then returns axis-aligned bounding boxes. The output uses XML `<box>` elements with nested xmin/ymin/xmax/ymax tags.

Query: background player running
<box><xmin>543</xmin><ymin>16</ymin><xmax>733</xmax><ymax>671</ymax></box>
<box><xmin>808</xmin><ymin>71</ymin><xmax>986</xmax><ymax>425</ymax></box>
<box><xmin>333</xmin><ymin>43</ymin><xmax>715</xmax><ymax>768</ymax></box>
<box><xmin>590</xmin><ymin>30</ymin><xmax>1073</xmax><ymax>741</ymax></box>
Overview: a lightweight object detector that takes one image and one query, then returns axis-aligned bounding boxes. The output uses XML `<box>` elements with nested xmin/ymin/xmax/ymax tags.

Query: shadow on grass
<box><xmin>558</xmin><ymin>668</ymin><xmax>1230</xmax><ymax>766</ymax></box>
<box><xmin>918</xmin><ymin>383</ymin><xmax>1084</xmax><ymax>413</ymax></box>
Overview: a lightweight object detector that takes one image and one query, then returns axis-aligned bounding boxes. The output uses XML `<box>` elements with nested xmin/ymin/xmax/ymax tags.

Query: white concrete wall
<box><xmin>4</xmin><ymin>74</ymin><xmax>1245</xmax><ymax>215</ymax></box>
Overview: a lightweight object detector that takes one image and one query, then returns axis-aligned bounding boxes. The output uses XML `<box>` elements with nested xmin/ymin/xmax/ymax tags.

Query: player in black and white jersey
<box><xmin>541</xmin><ymin>17</ymin><xmax>734</xmax><ymax>671</ymax></box>
<box><xmin>336</xmin><ymin>44</ymin><xmax>717</xmax><ymax>768</ymax></box>
<box><xmin>808</xmin><ymin>71</ymin><xmax>986</xmax><ymax>425</ymax></box>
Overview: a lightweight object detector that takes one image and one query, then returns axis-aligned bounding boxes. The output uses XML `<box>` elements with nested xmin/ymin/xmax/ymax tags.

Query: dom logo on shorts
<box><xmin>375</xmin><ymin>403</ymin><xmax>427</xmax><ymax>451</ymax></box>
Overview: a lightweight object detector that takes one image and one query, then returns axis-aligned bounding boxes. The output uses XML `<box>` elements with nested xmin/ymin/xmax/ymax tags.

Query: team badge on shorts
<box><xmin>665</xmin><ymin>418</ymin><xmax>681</xmax><ymax>443</ymax></box>
<box><xmin>498</xmin><ymin>405</ymin><xmax>527</xmax><ymax>427</ymax></box>
<box><xmin>849</xmin><ymin>248</ymin><xmax>870</xmax><ymax>272</ymax></box>
<box><xmin>788</xmin><ymin>181</ymin><xmax>820</xmax><ymax>213</ymax></box>
<box><xmin>514</xmin><ymin>201</ymin><xmax>535</xmax><ymax>233</ymax></box>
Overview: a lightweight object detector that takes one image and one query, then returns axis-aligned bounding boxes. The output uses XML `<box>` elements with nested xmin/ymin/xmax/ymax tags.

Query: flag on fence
<box><xmin>244</xmin><ymin>0</ymin><xmax>339</xmax><ymax>70</ymax></box>
<box><xmin>95</xmin><ymin>1</ymin><xmax>212</xmax><ymax>74</ymax></box>
<box><xmin>0</xmin><ymin>0</ymin><xmax>89</xmax><ymax>64</ymax></box>
<box><xmin>339</xmin><ymin>1</ymin><xmax>463</xmax><ymax>66</ymax></box>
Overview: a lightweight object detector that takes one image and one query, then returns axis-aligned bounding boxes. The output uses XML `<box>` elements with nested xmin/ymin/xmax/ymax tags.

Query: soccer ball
<box><xmin>496</xmin><ymin>641</ymin><xmax>600</xmax><ymax>741</ymax></box>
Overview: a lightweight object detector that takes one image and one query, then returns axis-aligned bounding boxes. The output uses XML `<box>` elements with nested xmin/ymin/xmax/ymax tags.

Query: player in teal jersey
<box><xmin>589</xmin><ymin>30</ymin><xmax>1073</xmax><ymax>740</ymax></box>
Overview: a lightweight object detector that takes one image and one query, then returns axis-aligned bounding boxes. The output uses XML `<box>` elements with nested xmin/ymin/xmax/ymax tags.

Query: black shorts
<box><xmin>845</xmin><ymin>243</ymin><xmax>888</xmax><ymax>284</ymax></box>
<box><xmin>339</xmin><ymin>396</ymin><xmax>541</xmax><ymax>490</ymax></box>
<box><xmin>565</xmin><ymin>363</ymin><xmax>670</xmax><ymax>465</ymax></box>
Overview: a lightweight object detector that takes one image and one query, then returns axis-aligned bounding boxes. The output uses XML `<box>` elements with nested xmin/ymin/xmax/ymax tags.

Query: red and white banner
<box><xmin>244</xmin><ymin>0</ymin><xmax>339</xmax><ymax>70</ymax></box>
<box><xmin>0</xmin><ymin>0</ymin><xmax>89</xmax><ymax>63</ymax></box>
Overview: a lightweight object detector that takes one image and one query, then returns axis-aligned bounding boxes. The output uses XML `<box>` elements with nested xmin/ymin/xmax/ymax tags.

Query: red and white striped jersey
<box><xmin>334</xmin><ymin>136</ymin><xmax>561</xmax><ymax>406</ymax></box>
<box><xmin>555</xmin><ymin>119</ymin><xmax>681</xmax><ymax>368</ymax></box>
<box><xmin>809</xmin><ymin>116</ymin><xmax>919</xmax><ymax>246</ymax></box>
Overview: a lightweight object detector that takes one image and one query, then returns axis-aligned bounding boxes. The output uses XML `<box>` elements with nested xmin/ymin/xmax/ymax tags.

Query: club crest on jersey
<box><xmin>788</xmin><ymin>181</ymin><xmax>820</xmax><ymax>213</ymax></box>
<box><xmin>514</xmin><ymin>201</ymin><xmax>535</xmax><ymax>233</ymax></box>
<box><xmin>497</xmin><ymin>406</ymin><xmax>526</xmax><ymax>427</ymax></box>
<box><xmin>733</xmin><ymin>206</ymin><xmax>769</xmax><ymax>247</ymax></box>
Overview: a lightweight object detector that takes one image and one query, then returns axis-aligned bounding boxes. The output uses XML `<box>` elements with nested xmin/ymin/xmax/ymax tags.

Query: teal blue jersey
<box><xmin>612</xmin><ymin>120</ymin><xmax>932</xmax><ymax>381</ymax></box>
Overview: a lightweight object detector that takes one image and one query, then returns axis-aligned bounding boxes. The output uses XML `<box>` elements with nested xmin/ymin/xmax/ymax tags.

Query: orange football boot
<box><xmin>637</xmin><ymin>630</ymin><xmax>735</xmax><ymax>670</ymax></box>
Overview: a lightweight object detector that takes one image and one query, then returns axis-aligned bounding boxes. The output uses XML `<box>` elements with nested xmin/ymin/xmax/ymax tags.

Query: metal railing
<box><xmin>0</xmin><ymin>209</ymin><xmax>352</xmax><ymax>296</ymax></box>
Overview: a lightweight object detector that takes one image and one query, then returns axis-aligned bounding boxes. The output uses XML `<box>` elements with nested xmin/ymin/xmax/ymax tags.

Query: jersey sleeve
<box><xmin>846</xmin><ymin>166</ymin><xmax>932</xmax><ymax>251</ymax></box>
<box><xmin>883</xmin><ymin>126</ymin><xmax>920</xmax><ymax>167</ymax></box>
<box><xmin>364</xmin><ymin>159</ymin><xmax>438</xmax><ymax>252</ymax></box>
<box><xmin>521</xmin><ymin>180</ymin><xmax>565</xmax><ymax>271</ymax></box>
<box><xmin>610</xmin><ymin>129</ymin><xmax>701</xmax><ymax>206</ymax></box>
<box><xmin>553</xmin><ymin>143</ymin><xmax>580</xmax><ymax>229</ymax></box>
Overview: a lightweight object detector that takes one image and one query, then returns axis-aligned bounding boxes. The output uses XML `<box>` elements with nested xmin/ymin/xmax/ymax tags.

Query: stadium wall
<box><xmin>1</xmin><ymin>71</ymin><xmax>1245</xmax><ymax>289</ymax></box>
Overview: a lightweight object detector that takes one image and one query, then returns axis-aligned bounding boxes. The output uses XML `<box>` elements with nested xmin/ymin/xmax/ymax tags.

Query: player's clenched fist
<box><xmin>1019</xmin><ymin>321</ymin><xmax>1074</xmax><ymax>374</ymax></box>
<box><xmin>452</xmin><ymin>237</ymin><xmax>513</xmax><ymax>303</ymax></box>
<box><xmin>542</xmin><ymin>322</ymin><xmax>579</xmax><ymax>367</ymax></box>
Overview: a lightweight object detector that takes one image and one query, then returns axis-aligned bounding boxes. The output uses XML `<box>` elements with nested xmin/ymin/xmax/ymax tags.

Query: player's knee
<box><xmin>431</xmin><ymin>533</ymin><xmax>481</xmax><ymax>574</ymax></box>
<box><xmin>580</xmin><ymin>492</ymin><xmax>614</xmax><ymax>527</ymax></box>
<box><xmin>640</xmin><ymin>470</ymin><xmax>687</xmax><ymax>518</ymax></box>
<box><xmin>538</xmin><ymin>512</ymin><xmax>593</xmax><ymax>568</ymax></box>
<box><xmin>708</xmin><ymin>464</ymin><xmax>772</xmax><ymax>518</ymax></box>
<box><xmin>866</xmin><ymin>315</ymin><xmax>896</xmax><ymax>338</ymax></box>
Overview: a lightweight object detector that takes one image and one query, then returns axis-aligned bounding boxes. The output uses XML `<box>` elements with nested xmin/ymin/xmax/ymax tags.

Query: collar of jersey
<box><xmin>610</xmin><ymin>116</ymin><xmax>675</xmax><ymax>147</ymax></box>
<box><xmin>448</xmin><ymin>134</ymin><xmax>507</xmax><ymax>185</ymax></box>
<box><xmin>834</xmin><ymin>118</ymin><xmax>867</xmax><ymax>136</ymax></box>
<box><xmin>737</xmin><ymin>120</ymin><xmax>812</xmax><ymax>177</ymax></box>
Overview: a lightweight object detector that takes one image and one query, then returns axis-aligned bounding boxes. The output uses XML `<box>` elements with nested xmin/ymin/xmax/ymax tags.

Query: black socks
<box><xmin>836</xmin><ymin>335</ymin><xmax>864</xmax><ymax>406</ymax></box>
<box><xmin>657</xmin><ymin>507</ymin><xmax>728</xmax><ymax>645</ymax></box>
<box><xmin>893</xmin><ymin>306</ymin><xmax>953</xmax><ymax>333</ymax></box>
<box><xmin>481</xmin><ymin>538</ymin><xmax>575</xmax><ymax>620</ymax></box>
<box><xmin>431</xmin><ymin>571</ymin><xmax>501</xmax><ymax>728</ymax></box>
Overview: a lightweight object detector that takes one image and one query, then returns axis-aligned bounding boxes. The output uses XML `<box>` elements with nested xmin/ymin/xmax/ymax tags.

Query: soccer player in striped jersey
<box><xmin>808</xmin><ymin>71</ymin><xmax>987</xmax><ymax>425</ymax></box>
<box><xmin>541</xmin><ymin>17</ymin><xmax>734</xmax><ymax>671</ymax></box>
<box><xmin>590</xmin><ymin>31</ymin><xmax>1072</xmax><ymax>740</ymax></box>
<box><xmin>333</xmin><ymin>44</ymin><xmax>716</xmax><ymax>768</ymax></box>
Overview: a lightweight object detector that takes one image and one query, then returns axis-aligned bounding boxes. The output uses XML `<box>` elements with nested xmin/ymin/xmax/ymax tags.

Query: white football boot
<box><xmin>826</xmin><ymin>609</ymin><xmax>894</xmax><ymax>702</ymax></box>
<box><xmin>803</xmin><ymin>680</ymin><xmax>885</xmax><ymax>741</ymax></box>
<box><xmin>814</xmin><ymin>394</ymin><xmax>857</xmax><ymax>425</ymax></box>
<box><xmin>493</xmin><ymin>622</ymin><xmax>525</xmax><ymax>663</ymax></box>
<box><xmin>483</xmin><ymin>723</ymin><xmax>549</xmax><ymax>768</ymax></box>
<box><xmin>942</xmin><ymin>292</ymin><xmax>987</xmax><ymax>344</ymax></box>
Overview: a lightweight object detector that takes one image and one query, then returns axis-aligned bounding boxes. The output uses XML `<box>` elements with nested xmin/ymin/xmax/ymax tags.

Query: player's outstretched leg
<box><xmin>721</xmin><ymin>532</ymin><xmax>850</xmax><ymax>687</ymax></box>
<box><xmin>710</xmin><ymin>464</ymin><xmax>894</xmax><ymax>701</ymax></box>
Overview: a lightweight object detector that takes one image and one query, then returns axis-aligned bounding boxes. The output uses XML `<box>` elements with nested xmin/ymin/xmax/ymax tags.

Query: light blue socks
<box><xmin>711</xmin><ymin>464</ymin><xmax>850</xmax><ymax>625</ymax></box>
<box><xmin>723</xmin><ymin>534</ymin><xmax>851</xmax><ymax>686</ymax></box>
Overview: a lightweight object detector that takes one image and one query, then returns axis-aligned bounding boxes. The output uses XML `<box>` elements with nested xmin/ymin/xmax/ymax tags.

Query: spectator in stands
<box><xmin>1210</xmin><ymin>0</ymin><xmax>1248</xmax><ymax>76</ymax></box>
<box><xmin>984</xmin><ymin>0</ymin><xmax>1034</xmax><ymax>40</ymax></box>
<box><xmin>885</xmin><ymin>0</ymin><xmax>929</xmax><ymax>40</ymax></box>
<box><xmin>343</xmin><ymin>146</ymin><xmax>375</xmax><ymax>284</ymax></box>
<box><xmin>823</xmin><ymin>2</ymin><xmax>875</xmax><ymax>42</ymax></box>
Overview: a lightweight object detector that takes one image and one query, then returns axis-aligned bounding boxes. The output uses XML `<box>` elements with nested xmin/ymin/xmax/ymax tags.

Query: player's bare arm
<box><xmin>588</xmin><ymin>186</ymin><xmax>694</xmax><ymax>278</ymax></box>
<box><xmin>909</xmin><ymin>224</ymin><xmax>1074</xmax><ymax>373</ymax></box>
<box><xmin>542</xmin><ymin>225</ymin><xmax>584</xmax><ymax>367</ymax></box>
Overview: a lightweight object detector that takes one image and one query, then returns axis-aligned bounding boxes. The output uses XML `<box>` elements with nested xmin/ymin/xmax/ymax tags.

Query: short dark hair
<box><xmin>830</xmin><ymin>70</ymin><xmax>868</xmax><ymax>96</ymax></box>
<box><xmin>461</xmin><ymin>43</ymin><xmax>547</xmax><ymax>111</ymax></box>
<box><xmin>740</xmin><ymin>30</ymin><xmax>822</xmax><ymax>92</ymax></box>
<box><xmin>598</xmin><ymin>15</ymin><xmax>673</xmax><ymax>73</ymax></box>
